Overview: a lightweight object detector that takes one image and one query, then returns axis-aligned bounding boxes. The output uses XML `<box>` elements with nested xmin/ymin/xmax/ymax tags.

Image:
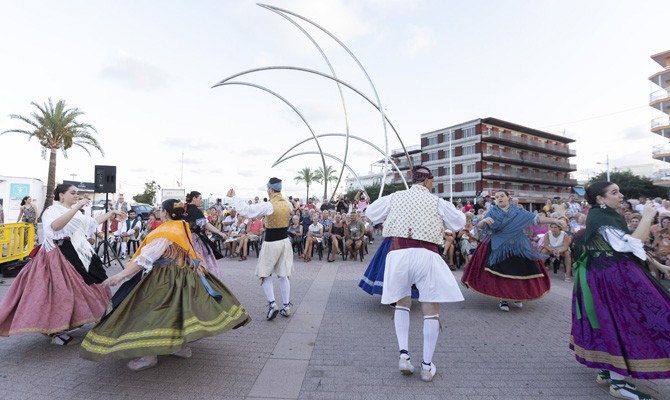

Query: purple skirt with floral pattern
<box><xmin>570</xmin><ymin>254</ymin><xmax>670</xmax><ymax>379</ymax></box>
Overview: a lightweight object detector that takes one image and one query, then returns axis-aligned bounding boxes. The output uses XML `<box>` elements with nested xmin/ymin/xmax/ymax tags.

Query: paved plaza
<box><xmin>1</xmin><ymin>243</ymin><xmax>669</xmax><ymax>400</ymax></box>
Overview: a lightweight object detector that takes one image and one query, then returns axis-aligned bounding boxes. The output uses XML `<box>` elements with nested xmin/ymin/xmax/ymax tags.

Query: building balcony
<box><xmin>481</xmin><ymin>168</ymin><xmax>577</xmax><ymax>186</ymax></box>
<box><xmin>651</xmin><ymin>116</ymin><xmax>670</xmax><ymax>138</ymax></box>
<box><xmin>652</xmin><ymin>168</ymin><xmax>670</xmax><ymax>187</ymax></box>
<box><xmin>481</xmin><ymin>149</ymin><xmax>576</xmax><ymax>171</ymax></box>
<box><xmin>481</xmin><ymin>130</ymin><xmax>576</xmax><ymax>157</ymax></box>
<box><xmin>652</xmin><ymin>144</ymin><xmax>670</xmax><ymax>163</ymax></box>
<box><xmin>650</xmin><ymin>89</ymin><xmax>670</xmax><ymax>112</ymax></box>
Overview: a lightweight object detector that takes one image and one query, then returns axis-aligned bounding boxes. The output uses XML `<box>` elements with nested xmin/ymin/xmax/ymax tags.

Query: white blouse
<box><xmin>42</xmin><ymin>203</ymin><xmax>97</xmax><ymax>270</ymax></box>
<box><xmin>599</xmin><ymin>226</ymin><xmax>646</xmax><ymax>260</ymax></box>
<box><xmin>132</xmin><ymin>238</ymin><xmax>171</xmax><ymax>273</ymax></box>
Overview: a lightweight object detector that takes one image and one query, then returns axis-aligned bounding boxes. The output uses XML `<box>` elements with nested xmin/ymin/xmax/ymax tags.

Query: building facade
<box><xmin>420</xmin><ymin>117</ymin><xmax>577</xmax><ymax>205</ymax></box>
<box><xmin>650</xmin><ymin>50</ymin><xmax>670</xmax><ymax>186</ymax></box>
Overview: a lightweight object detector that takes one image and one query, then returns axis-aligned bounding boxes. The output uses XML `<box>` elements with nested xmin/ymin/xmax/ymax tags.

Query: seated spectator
<box><xmin>320</xmin><ymin>210</ymin><xmax>333</xmax><ymax>242</ymax></box>
<box><xmin>345</xmin><ymin>212</ymin><xmax>365</xmax><ymax>260</ymax></box>
<box><xmin>457</xmin><ymin>213</ymin><xmax>478</xmax><ymax>266</ymax></box>
<box><xmin>628</xmin><ymin>213</ymin><xmax>641</xmax><ymax>233</ymax></box>
<box><xmin>539</xmin><ymin>223</ymin><xmax>573</xmax><ymax>282</ymax></box>
<box><xmin>361</xmin><ymin>211</ymin><xmax>374</xmax><ymax>245</ymax></box>
<box><xmin>238</xmin><ymin>216</ymin><xmax>263</xmax><ymax>261</ymax></box>
<box><xmin>650</xmin><ymin>227</ymin><xmax>670</xmax><ymax>279</ymax></box>
<box><xmin>302</xmin><ymin>215</ymin><xmax>323</xmax><ymax>262</ymax></box>
<box><xmin>224</xmin><ymin>214</ymin><xmax>247</xmax><ymax>257</ymax></box>
<box><xmin>532</xmin><ymin>210</ymin><xmax>549</xmax><ymax>240</ymax></box>
<box><xmin>287</xmin><ymin>215</ymin><xmax>303</xmax><ymax>250</ymax></box>
<box><xmin>328</xmin><ymin>213</ymin><xmax>345</xmax><ymax>262</ymax></box>
<box><xmin>443</xmin><ymin>229</ymin><xmax>455</xmax><ymax>270</ymax></box>
<box><xmin>208</xmin><ymin>206</ymin><xmax>223</xmax><ymax>233</ymax></box>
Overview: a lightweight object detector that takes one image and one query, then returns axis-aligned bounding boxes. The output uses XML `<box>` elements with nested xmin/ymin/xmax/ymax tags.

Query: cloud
<box><xmin>237</xmin><ymin>169</ymin><xmax>255</xmax><ymax>177</ymax></box>
<box><xmin>401</xmin><ymin>25</ymin><xmax>436</xmax><ymax>57</ymax></box>
<box><xmin>129</xmin><ymin>167</ymin><xmax>148</xmax><ymax>173</ymax></box>
<box><xmin>161</xmin><ymin>137</ymin><xmax>210</xmax><ymax>150</ymax></box>
<box><xmin>99</xmin><ymin>54</ymin><xmax>169</xmax><ymax>92</ymax></box>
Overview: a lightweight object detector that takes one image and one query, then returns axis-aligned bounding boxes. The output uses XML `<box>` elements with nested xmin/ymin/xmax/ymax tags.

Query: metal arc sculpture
<box><xmin>212</xmin><ymin>3</ymin><xmax>413</xmax><ymax>200</ymax></box>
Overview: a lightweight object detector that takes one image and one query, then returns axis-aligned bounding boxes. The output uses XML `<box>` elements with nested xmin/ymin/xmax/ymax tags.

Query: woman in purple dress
<box><xmin>571</xmin><ymin>182</ymin><xmax>670</xmax><ymax>400</ymax></box>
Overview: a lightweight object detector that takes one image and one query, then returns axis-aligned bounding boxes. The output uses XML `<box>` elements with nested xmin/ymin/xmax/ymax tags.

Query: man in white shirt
<box><xmin>366</xmin><ymin>165</ymin><xmax>465</xmax><ymax>383</ymax></box>
<box><xmin>113</xmin><ymin>195</ymin><xmax>131</xmax><ymax>213</ymax></box>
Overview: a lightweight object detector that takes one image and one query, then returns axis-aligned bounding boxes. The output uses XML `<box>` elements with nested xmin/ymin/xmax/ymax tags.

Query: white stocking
<box><xmin>261</xmin><ymin>276</ymin><xmax>275</xmax><ymax>303</ymax></box>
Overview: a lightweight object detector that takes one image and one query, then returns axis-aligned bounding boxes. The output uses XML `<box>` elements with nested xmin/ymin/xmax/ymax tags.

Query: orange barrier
<box><xmin>0</xmin><ymin>223</ymin><xmax>35</xmax><ymax>265</ymax></box>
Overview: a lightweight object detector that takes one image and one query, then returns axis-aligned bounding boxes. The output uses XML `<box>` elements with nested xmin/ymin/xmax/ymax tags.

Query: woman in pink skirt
<box><xmin>0</xmin><ymin>184</ymin><xmax>122</xmax><ymax>345</ymax></box>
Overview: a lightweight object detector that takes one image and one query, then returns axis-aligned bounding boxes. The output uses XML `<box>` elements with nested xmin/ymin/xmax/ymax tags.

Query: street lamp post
<box><xmin>596</xmin><ymin>155</ymin><xmax>610</xmax><ymax>181</ymax></box>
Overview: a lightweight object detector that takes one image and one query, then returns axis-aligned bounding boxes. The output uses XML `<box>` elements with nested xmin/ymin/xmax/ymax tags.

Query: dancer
<box><xmin>228</xmin><ymin>178</ymin><xmax>293</xmax><ymax>320</ymax></box>
<box><xmin>366</xmin><ymin>165</ymin><xmax>465</xmax><ymax>382</ymax></box>
<box><xmin>184</xmin><ymin>190</ymin><xmax>227</xmax><ymax>280</ymax></box>
<box><xmin>571</xmin><ymin>182</ymin><xmax>670</xmax><ymax>400</ymax></box>
<box><xmin>461</xmin><ymin>190</ymin><xmax>564</xmax><ymax>312</ymax></box>
<box><xmin>80</xmin><ymin>199</ymin><xmax>250</xmax><ymax>370</ymax></box>
<box><xmin>0</xmin><ymin>184</ymin><xmax>117</xmax><ymax>344</ymax></box>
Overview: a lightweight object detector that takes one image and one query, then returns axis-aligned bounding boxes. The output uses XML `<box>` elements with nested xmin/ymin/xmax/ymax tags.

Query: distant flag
<box><xmin>176</xmin><ymin>180</ymin><xmax>181</xmax><ymax>188</ymax></box>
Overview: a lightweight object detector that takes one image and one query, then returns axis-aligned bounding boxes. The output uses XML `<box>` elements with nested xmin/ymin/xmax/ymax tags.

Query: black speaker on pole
<box><xmin>94</xmin><ymin>165</ymin><xmax>116</xmax><ymax>193</ymax></box>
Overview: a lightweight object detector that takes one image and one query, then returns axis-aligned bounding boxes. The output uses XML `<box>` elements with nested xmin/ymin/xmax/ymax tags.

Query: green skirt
<box><xmin>80</xmin><ymin>262</ymin><xmax>251</xmax><ymax>361</ymax></box>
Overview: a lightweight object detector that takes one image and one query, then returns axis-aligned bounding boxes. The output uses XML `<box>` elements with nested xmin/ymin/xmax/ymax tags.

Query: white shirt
<box><xmin>233</xmin><ymin>196</ymin><xmax>293</xmax><ymax>219</ymax></box>
<box><xmin>366</xmin><ymin>192</ymin><xmax>466</xmax><ymax>232</ymax></box>
<box><xmin>600</xmin><ymin>226</ymin><xmax>646</xmax><ymax>260</ymax></box>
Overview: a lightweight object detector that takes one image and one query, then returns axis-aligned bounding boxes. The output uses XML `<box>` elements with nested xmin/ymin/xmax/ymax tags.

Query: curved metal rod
<box><xmin>258</xmin><ymin>4</ymin><xmax>351</xmax><ymax>200</ymax></box>
<box><xmin>259</xmin><ymin>3</ymin><xmax>393</xmax><ymax>199</ymax></box>
<box><xmin>214</xmin><ymin>81</ymin><xmax>327</xmax><ymax>181</ymax></box>
<box><xmin>212</xmin><ymin>66</ymin><xmax>412</xmax><ymax>171</ymax></box>
<box><xmin>275</xmin><ymin>151</ymin><xmax>366</xmax><ymax>194</ymax></box>
<box><xmin>272</xmin><ymin>133</ymin><xmax>408</xmax><ymax>190</ymax></box>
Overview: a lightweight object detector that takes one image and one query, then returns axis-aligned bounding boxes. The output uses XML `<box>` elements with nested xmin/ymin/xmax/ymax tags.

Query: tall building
<box><xmin>650</xmin><ymin>50</ymin><xmax>670</xmax><ymax>186</ymax></box>
<box><xmin>420</xmin><ymin>117</ymin><xmax>577</xmax><ymax>205</ymax></box>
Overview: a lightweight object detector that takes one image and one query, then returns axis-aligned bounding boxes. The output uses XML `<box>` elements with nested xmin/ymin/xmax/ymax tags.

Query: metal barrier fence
<box><xmin>0</xmin><ymin>223</ymin><xmax>35</xmax><ymax>265</ymax></box>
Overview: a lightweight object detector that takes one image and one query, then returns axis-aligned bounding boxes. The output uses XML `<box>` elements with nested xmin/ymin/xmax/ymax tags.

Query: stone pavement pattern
<box><xmin>0</xmin><ymin>245</ymin><xmax>669</xmax><ymax>400</ymax></box>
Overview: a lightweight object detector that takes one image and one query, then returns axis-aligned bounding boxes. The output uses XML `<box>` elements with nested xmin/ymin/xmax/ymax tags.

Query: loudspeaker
<box><xmin>94</xmin><ymin>165</ymin><xmax>116</xmax><ymax>193</ymax></box>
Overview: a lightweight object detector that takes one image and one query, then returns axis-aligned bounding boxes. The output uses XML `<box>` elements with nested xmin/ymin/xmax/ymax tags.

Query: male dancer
<box><xmin>366</xmin><ymin>165</ymin><xmax>465</xmax><ymax>382</ymax></box>
<box><xmin>228</xmin><ymin>177</ymin><xmax>293</xmax><ymax>320</ymax></box>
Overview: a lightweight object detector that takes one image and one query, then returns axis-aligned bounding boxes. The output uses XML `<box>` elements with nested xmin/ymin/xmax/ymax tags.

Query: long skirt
<box><xmin>192</xmin><ymin>233</ymin><xmax>222</xmax><ymax>281</ymax></box>
<box><xmin>80</xmin><ymin>261</ymin><xmax>251</xmax><ymax>361</ymax></box>
<box><xmin>570</xmin><ymin>254</ymin><xmax>670</xmax><ymax>379</ymax></box>
<box><xmin>0</xmin><ymin>246</ymin><xmax>111</xmax><ymax>336</ymax></box>
<box><xmin>461</xmin><ymin>239</ymin><xmax>550</xmax><ymax>301</ymax></box>
<box><xmin>358</xmin><ymin>238</ymin><xmax>419</xmax><ymax>299</ymax></box>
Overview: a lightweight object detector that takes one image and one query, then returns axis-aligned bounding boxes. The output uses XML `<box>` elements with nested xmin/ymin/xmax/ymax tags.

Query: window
<box><xmin>463</xmin><ymin>181</ymin><xmax>476</xmax><ymax>192</ymax></box>
<box><xmin>464</xmin><ymin>163</ymin><xmax>476</xmax><ymax>174</ymax></box>
<box><xmin>463</xmin><ymin>144</ymin><xmax>475</xmax><ymax>155</ymax></box>
<box><xmin>443</xmin><ymin>130</ymin><xmax>454</xmax><ymax>142</ymax></box>
<box><xmin>463</xmin><ymin>126</ymin><xmax>476</xmax><ymax>138</ymax></box>
<box><xmin>427</xmin><ymin>152</ymin><xmax>438</xmax><ymax>161</ymax></box>
<box><xmin>427</xmin><ymin>136</ymin><xmax>438</xmax><ymax>146</ymax></box>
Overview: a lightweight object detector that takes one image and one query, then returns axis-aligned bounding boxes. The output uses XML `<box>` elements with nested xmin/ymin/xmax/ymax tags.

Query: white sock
<box><xmin>278</xmin><ymin>276</ymin><xmax>290</xmax><ymax>305</ymax></box>
<box><xmin>423</xmin><ymin>315</ymin><xmax>440</xmax><ymax>365</ymax></box>
<box><xmin>261</xmin><ymin>277</ymin><xmax>275</xmax><ymax>303</ymax></box>
<box><xmin>120</xmin><ymin>242</ymin><xmax>127</xmax><ymax>254</ymax></box>
<box><xmin>394</xmin><ymin>306</ymin><xmax>410</xmax><ymax>353</ymax></box>
<box><xmin>609</xmin><ymin>370</ymin><xmax>625</xmax><ymax>381</ymax></box>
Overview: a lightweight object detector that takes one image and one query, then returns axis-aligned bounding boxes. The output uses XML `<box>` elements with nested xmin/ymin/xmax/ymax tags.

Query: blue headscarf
<box><xmin>267</xmin><ymin>177</ymin><xmax>282</xmax><ymax>192</ymax></box>
<box><xmin>482</xmin><ymin>204</ymin><xmax>539</xmax><ymax>265</ymax></box>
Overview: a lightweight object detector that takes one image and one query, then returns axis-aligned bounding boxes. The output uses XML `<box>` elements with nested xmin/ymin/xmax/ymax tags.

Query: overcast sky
<box><xmin>1</xmin><ymin>0</ymin><xmax>669</xmax><ymax>202</ymax></box>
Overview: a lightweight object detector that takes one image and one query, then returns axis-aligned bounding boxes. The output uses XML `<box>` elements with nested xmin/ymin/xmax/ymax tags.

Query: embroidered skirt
<box><xmin>80</xmin><ymin>261</ymin><xmax>251</xmax><ymax>361</ymax></box>
<box><xmin>191</xmin><ymin>233</ymin><xmax>222</xmax><ymax>281</ymax></box>
<box><xmin>0</xmin><ymin>246</ymin><xmax>111</xmax><ymax>336</ymax></box>
<box><xmin>570</xmin><ymin>254</ymin><xmax>670</xmax><ymax>379</ymax></box>
<box><xmin>461</xmin><ymin>239</ymin><xmax>550</xmax><ymax>301</ymax></box>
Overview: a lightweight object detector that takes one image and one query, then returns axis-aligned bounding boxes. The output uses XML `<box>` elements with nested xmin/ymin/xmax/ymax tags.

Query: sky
<box><xmin>1</xmin><ymin>0</ymin><xmax>669</xmax><ymax>203</ymax></box>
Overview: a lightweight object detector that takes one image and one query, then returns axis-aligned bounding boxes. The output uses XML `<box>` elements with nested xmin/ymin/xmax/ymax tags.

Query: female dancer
<box><xmin>571</xmin><ymin>182</ymin><xmax>670</xmax><ymax>400</ymax></box>
<box><xmin>461</xmin><ymin>190</ymin><xmax>564</xmax><ymax>311</ymax></box>
<box><xmin>80</xmin><ymin>199</ymin><xmax>251</xmax><ymax>370</ymax></box>
<box><xmin>0</xmin><ymin>184</ymin><xmax>118</xmax><ymax>344</ymax></box>
<box><xmin>184</xmin><ymin>191</ymin><xmax>227</xmax><ymax>280</ymax></box>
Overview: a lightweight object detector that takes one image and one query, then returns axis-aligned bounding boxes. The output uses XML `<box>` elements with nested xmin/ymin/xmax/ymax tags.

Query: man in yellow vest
<box><xmin>228</xmin><ymin>178</ymin><xmax>293</xmax><ymax>320</ymax></box>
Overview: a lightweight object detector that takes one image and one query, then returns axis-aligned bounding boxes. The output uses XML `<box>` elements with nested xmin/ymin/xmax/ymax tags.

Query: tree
<box><xmin>2</xmin><ymin>98</ymin><xmax>103</xmax><ymax>214</ymax></box>
<box><xmin>313</xmin><ymin>165</ymin><xmax>338</xmax><ymax>201</ymax></box>
<box><xmin>588</xmin><ymin>169</ymin><xmax>668</xmax><ymax>199</ymax></box>
<box><xmin>133</xmin><ymin>181</ymin><xmax>161</xmax><ymax>204</ymax></box>
<box><xmin>347</xmin><ymin>183</ymin><xmax>407</xmax><ymax>204</ymax></box>
<box><xmin>294</xmin><ymin>167</ymin><xmax>317</xmax><ymax>202</ymax></box>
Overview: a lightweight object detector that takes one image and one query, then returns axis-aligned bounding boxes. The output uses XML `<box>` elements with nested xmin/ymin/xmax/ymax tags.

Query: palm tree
<box><xmin>2</xmin><ymin>98</ymin><xmax>104</xmax><ymax>214</ymax></box>
<box><xmin>294</xmin><ymin>167</ymin><xmax>317</xmax><ymax>202</ymax></box>
<box><xmin>313</xmin><ymin>165</ymin><xmax>338</xmax><ymax>202</ymax></box>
